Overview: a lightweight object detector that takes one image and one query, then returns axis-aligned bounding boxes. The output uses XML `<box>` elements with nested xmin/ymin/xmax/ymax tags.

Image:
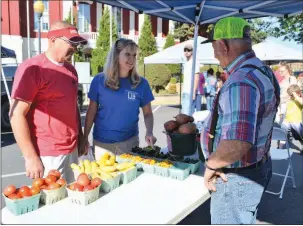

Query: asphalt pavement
<box><xmin>1</xmin><ymin>105</ymin><xmax>302</xmax><ymax>224</ymax></box>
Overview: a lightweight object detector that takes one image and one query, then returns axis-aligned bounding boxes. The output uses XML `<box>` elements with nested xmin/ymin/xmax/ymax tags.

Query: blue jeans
<box><xmin>192</xmin><ymin>94</ymin><xmax>203</xmax><ymax>112</ymax></box>
<box><xmin>210</xmin><ymin>158</ymin><xmax>272</xmax><ymax>224</ymax></box>
<box><xmin>206</xmin><ymin>95</ymin><xmax>215</xmax><ymax>110</ymax></box>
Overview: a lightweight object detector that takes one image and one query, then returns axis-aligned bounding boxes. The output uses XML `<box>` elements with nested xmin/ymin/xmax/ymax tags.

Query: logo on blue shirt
<box><xmin>127</xmin><ymin>91</ymin><xmax>137</xmax><ymax>100</ymax></box>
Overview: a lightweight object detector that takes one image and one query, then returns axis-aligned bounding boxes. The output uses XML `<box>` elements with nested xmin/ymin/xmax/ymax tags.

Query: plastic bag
<box><xmin>79</xmin><ymin>146</ymin><xmax>95</xmax><ymax>162</ymax></box>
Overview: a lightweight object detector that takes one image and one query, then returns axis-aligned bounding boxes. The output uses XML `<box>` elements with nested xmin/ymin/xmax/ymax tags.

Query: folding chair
<box><xmin>266</xmin><ymin>127</ymin><xmax>296</xmax><ymax>199</ymax></box>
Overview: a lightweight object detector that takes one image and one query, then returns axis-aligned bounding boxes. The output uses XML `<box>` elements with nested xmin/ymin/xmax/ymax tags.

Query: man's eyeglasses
<box><xmin>184</xmin><ymin>48</ymin><xmax>193</xmax><ymax>52</ymax></box>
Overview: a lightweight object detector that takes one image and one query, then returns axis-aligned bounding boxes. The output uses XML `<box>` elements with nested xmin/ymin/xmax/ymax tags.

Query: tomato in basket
<box><xmin>83</xmin><ymin>185</ymin><xmax>94</xmax><ymax>191</ymax></box>
<box><xmin>44</xmin><ymin>175</ymin><xmax>57</xmax><ymax>185</ymax></box>
<box><xmin>56</xmin><ymin>178</ymin><xmax>66</xmax><ymax>186</ymax></box>
<box><xmin>48</xmin><ymin>170</ymin><xmax>61</xmax><ymax>179</ymax></box>
<box><xmin>18</xmin><ymin>186</ymin><xmax>32</xmax><ymax>197</ymax></box>
<box><xmin>3</xmin><ymin>185</ymin><xmax>16</xmax><ymax>197</ymax></box>
<box><xmin>8</xmin><ymin>193</ymin><xmax>22</xmax><ymax>200</ymax></box>
<box><xmin>30</xmin><ymin>187</ymin><xmax>41</xmax><ymax>195</ymax></box>
<box><xmin>90</xmin><ymin>178</ymin><xmax>102</xmax><ymax>188</ymax></box>
<box><xmin>32</xmin><ymin>178</ymin><xmax>45</xmax><ymax>188</ymax></box>
<box><xmin>77</xmin><ymin>173</ymin><xmax>90</xmax><ymax>187</ymax></box>
<box><xmin>48</xmin><ymin>182</ymin><xmax>61</xmax><ymax>190</ymax></box>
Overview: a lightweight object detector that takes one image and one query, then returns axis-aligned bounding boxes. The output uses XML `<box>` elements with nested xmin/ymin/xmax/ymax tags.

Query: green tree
<box><xmin>90</xmin><ymin>7</ymin><xmax>118</xmax><ymax>75</ymax></box>
<box><xmin>138</xmin><ymin>15</ymin><xmax>158</xmax><ymax>62</ymax></box>
<box><xmin>138</xmin><ymin>64</ymin><xmax>171</xmax><ymax>93</ymax></box>
<box><xmin>174</xmin><ymin>22</ymin><xmax>194</xmax><ymax>42</ymax></box>
<box><xmin>270</xmin><ymin>14</ymin><xmax>303</xmax><ymax>44</ymax></box>
<box><xmin>249</xmin><ymin>18</ymin><xmax>273</xmax><ymax>44</ymax></box>
<box><xmin>163</xmin><ymin>33</ymin><xmax>181</xmax><ymax>75</ymax></box>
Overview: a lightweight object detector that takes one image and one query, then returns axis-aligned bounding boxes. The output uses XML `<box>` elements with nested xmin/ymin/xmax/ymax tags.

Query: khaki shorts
<box><xmin>93</xmin><ymin>136</ymin><xmax>139</xmax><ymax>161</ymax></box>
<box><xmin>40</xmin><ymin>149</ymin><xmax>78</xmax><ymax>184</ymax></box>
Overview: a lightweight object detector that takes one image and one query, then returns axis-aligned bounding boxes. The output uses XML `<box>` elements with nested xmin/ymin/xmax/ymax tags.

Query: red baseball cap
<box><xmin>47</xmin><ymin>27</ymin><xmax>88</xmax><ymax>45</ymax></box>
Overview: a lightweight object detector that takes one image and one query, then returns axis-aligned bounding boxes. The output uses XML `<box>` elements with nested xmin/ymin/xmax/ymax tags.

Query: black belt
<box><xmin>222</xmin><ymin>153</ymin><xmax>269</xmax><ymax>173</ymax></box>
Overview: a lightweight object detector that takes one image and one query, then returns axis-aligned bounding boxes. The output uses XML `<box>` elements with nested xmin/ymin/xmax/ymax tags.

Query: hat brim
<box><xmin>200</xmin><ymin>39</ymin><xmax>213</xmax><ymax>44</ymax></box>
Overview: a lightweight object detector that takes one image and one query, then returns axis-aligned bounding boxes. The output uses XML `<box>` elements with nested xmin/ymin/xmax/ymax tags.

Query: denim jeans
<box><xmin>210</xmin><ymin>158</ymin><xmax>272</xmax><ymax>224</ymax></box>
<box><xmin>206</xmin><ymin>95</ymin><xmax>215</xmax><ymax>110</ymax></box>
<box><xmin>192</xmin><ymin>94</ymin><xmax>203</xmax><ymax>112</ymax></box>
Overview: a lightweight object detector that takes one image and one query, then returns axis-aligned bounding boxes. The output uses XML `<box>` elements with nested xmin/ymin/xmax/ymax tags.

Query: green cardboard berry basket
<box><xmin>66</xmin><ymin>184</ymin><xmax>101</xmax><ymax>205</ymax></box>
<box><xmin>40</xmin><ymin>184</ymin><xmax>67</xmax><ymax>205</ymax></box>
<box><xmin>101</xmin><ymin>173</ymin><xmax>121</xmax><ymax>193</ymax></box>
<box><xmin>3</xmin><ymin>192</ymin><xmax>41</xmax><ymax>216</ymax></box>
<box><xmin>119</xmin><ymin>167</ymin><xmax>137</xmax><ymax>184</ymax></box>
<box><xmin>141</xmin><ymin>163</ymin><xmax>155</xmax><ymax>174</ymax></box>
<box><xmin>154</xmin><ymin>165</ymin><xmax>171</xmax><ymax>177</ymax></box>
<box><xmin>169</xmin><ymin>163</ymin><xmax>191</xmax><ymax>180</ymax></box>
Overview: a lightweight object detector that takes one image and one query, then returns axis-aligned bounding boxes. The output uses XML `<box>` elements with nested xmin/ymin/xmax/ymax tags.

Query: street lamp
<box><xmin>34</xmin><ymin>0</ymin><xmax>44</xmax><ymax>54</ymax></box>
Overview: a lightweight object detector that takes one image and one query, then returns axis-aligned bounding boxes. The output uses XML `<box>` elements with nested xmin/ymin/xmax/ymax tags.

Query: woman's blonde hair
<box><xmin>104</xmin><ymin>38</ymin><xmax>140</xmax><ymax>90</ymax></box>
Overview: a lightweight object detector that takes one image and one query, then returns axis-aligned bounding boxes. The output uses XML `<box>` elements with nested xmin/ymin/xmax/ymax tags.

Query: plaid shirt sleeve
<box><xmin>220</xmin><ymin>81</ymin><xmax>259</xmax><ymax>144</ymax></box>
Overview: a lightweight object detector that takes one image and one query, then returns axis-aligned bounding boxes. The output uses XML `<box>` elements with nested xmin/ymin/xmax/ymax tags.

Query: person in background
<box><xmin>297</xmin><ymin>73</ymin><xmax>303</xmax><ymax>93</ymax></box>
<box><xmin>200</xmin><ymin>16</ymin><xmax>279</xmax><ymax>224</ymax></box>
<box><xmin>181</xmin><ymin>43</ymin><xmax>200</xmax><ymax>115</ymax></box>
<box><xmin>10</xmin><ymin>21</ymin><xmax>87</xmax><ymax>182</ymax></box>
<box><xmin>81</xmin><ymin>39</ymin><xmax>157</xmax><ymax>160</ymax></box>
<box><xmin>192</xmin><ymin>72</ymin><xmax>205</xmax><ymax>112</ymax></box>
<box><xmin>215</xmin><ymin>71</ymin><xmax>224</xmax><ymax>94</ymax></box>
<box><xmin>280</xmin><ymin>84</ymin><xmax>303</xmax><ymax>148</ymax></box>
<box><xmin>277</xmin><ymin>62</ymin><xmax>297</xmax><ymax>124</ymax></box>
<box><xmin>205</xmin><ymin>68</ymin><xmax>217</xmax><ymax>110</ymax></box>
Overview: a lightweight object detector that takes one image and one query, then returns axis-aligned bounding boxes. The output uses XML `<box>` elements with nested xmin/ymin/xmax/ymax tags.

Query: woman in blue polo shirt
<box><xmin>81</xmin><ymin>39</ymin><xmax>157</xmax><ymax>159</ymax></box>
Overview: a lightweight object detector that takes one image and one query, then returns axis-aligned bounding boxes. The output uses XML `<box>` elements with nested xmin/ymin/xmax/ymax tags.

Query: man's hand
<box><xmin>24</xmin><ymin>156</ymin><xmax>44</xmax><ymax>179</ymax></box>
<box><xmin>145</xmin><ymin>135</ymin><xmax>157</xmax><ymax>147</ymax></box>
<box><xmin>204</xmin><ymin>168</ymin><xmax>227</xmax><ymax>192</ymax></box>
<box><xmin>78</xmin><ymin>135</ymin><xmax>89</xmax><ymax>157</ymax></box>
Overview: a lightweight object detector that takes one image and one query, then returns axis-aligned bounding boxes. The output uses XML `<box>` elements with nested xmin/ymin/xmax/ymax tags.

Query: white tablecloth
<box><xmin>1</xmin><ymin>168</ymin><xmax>210</xmax><ymax>224</ymax></box>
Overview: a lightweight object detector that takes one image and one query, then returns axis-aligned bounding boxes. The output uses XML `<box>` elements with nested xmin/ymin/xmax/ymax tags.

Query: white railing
<box><xmin>79</xmin><ymin>32</ymin><xmax>99</xmax><ymax>40</ymax></box>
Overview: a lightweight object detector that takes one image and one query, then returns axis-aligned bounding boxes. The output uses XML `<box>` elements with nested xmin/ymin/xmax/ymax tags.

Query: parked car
<box><xmin>1</xmin><ymin>64</ymin><xmax>84</xmax><ymax>129</ymax></box>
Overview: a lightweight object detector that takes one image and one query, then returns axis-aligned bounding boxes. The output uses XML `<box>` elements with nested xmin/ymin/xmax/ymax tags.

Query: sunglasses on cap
<box><xmin>184</xmin><ymin>48</ymin><xmax>192</xmax><ymax>52</ymax></box>
<box><xmin>57</xmin><ymin>37</ymin><xmax>81</xmax><ymax>48</ymax></box>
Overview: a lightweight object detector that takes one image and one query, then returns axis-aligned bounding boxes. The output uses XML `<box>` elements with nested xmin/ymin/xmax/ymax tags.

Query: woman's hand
<box><xmin>145</xmin><ymin>135</ymin><xmax>157</xmax><ymax>146</ymax></box>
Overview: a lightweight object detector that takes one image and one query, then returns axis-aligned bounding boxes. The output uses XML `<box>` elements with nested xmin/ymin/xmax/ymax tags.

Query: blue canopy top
<box><xmin>96</xmin><ymin>0</ymin><xmax>302</xmax><ymax>24</ymax></box>
<box><xmin>1</xmin><ymin>46</ymin><xmax>16</xmax><ymax>59</ymax></box>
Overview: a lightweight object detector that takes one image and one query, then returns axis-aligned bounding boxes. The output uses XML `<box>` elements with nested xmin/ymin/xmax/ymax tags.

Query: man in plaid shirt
<box><xmin>200</xmin><ymin>17</ymin><xmax>279</xmax><ymax>224</ymax></box>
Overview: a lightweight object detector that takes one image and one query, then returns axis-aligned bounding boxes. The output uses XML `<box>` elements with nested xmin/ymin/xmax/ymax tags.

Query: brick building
<box><xmin>1</xmin><ymin>0</ymin><xmax>174</xmax><ymax>63</ymax></box>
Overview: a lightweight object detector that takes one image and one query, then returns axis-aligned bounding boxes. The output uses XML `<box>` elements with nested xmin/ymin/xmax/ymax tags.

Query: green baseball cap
<box><xmin>201</xmin><ymin>17</ymin><xmax>250</xmax><ymax>44</ymax></box>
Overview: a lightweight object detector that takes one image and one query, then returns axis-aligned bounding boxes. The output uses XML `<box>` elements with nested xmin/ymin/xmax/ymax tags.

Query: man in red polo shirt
<box><xmin>10</xmin><ymin>21</ymin><xmax>87</xmax><ymax>182</ymax></box>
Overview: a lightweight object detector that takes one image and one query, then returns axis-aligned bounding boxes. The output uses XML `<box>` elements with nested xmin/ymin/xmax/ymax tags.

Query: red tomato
<box><xmin>32</xmin><ymin>178</ymin><xmax>45</xmax><ymax>188</ymax></box>
<box><xmin>40</xmin><ymin>185</ymin><xmax>48</xmax><ymax>190</ymax></box>
<box><xmin>56</xmin><ymin>178</ymin><xmax>66</xmax><ymax>186</ymax></box>
<box><xmin>73</xmin><ymin>183</ymin><xmax>84</xmax><ymax>192</ymax></box>
<box><xmin>68</xmin><ymin>183</ymin><xmax>76</xmax><ymax>191</ymax></box>
<box><xmin>30</xmin><ymin>187</ymin><xmax>41</xmax><ymax>195</ymax></box>
<box><xmin>83</xmin><ymin>185</ymin><xmax>94</xmax><ymax>191</ymax></box>
<box><xmin>48</xmin><ymin>170</ymin><xmax>61</xmax><ymax>179</ymax></box>
<box><xmin>8</xmin><ymin>193</ymin><xmax>22</xmax><ymax>200</ymax></box>
<box><xmin>48</xmin><ymin>183</ymin><xmax>61</xmax><ymax>190</ymax></box>
<box><xmin>3</xmin><ymin>185</ymin><xmax>16</xmax><ymax>197</ymax></box>
<box><xmin>18</xmin><ymin>186</ymin><xmax>32</xmax><ymax>197</ymax></box>
<box><xmin>90</xmin><ymin>178</ymin><xmax>102</xmax><ymax>188</ymax></box>
<box><xmin>44</xmin><ymin>175</ymin><xmax>57</xmax><ymax>185</ymax></box>
<box><xmin>77</xmin><ymin>173</ymin><xmax>90</xmax><ymax>187</ymax></box>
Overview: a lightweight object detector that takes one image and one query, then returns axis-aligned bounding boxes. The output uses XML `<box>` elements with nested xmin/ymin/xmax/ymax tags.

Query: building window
<box><xmin>34</xmin><ymin>0</ymin><xmax>49</xmax><ymax>32</ymax></box>
<box><xmin>78</xmin><ymin>3</ymin><xmax>91</xmax><ymax>33</ymax></box>
<box><xmin>116</xmin><ymin>8</ymin><xmax>122</xmax><ymax>36</ymax></box>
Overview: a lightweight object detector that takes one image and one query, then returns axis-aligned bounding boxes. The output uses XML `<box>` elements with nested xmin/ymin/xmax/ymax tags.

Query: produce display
<box><xmin>67</xmin><ymin>173</ymin><xmax>102</xmax><ymax>192</ymax></box>
<box><xmin>70</xmin><ymin>153</ymin><xmax>136</xmax><ymax>180</ymax></box>
<box><xmin>164</xmin><ymin>113</ymin><xmax>196</xmax><ymax>134</ymax></box>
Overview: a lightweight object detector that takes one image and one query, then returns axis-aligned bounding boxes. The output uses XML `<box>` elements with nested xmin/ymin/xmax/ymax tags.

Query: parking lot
<box><xmin>1</xmin><ymin>105</ymin><xmax>303</xmax><ymax>224</ymax></box>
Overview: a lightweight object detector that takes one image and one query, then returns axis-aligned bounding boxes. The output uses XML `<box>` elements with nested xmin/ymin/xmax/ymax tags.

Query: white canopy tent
<box><xmin>144</xmin><ymin>37</ymin><xmax>219</xmax><ymax>65</ymax></box>
<box><xmin>253</xmin><ymin>40</ymin><xmax>303</xmax><ymax>62</ymax></box>
<box><xmin>144</xmin><ymin>39</ymin><xmax>303</xmax><ymax>65</ymax></box>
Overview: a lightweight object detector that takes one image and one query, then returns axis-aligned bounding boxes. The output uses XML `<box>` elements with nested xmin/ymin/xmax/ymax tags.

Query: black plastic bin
<box><xmin>167</xmin><ymin>132</ymin><xmax>198</xmax><ymax>156</ymax></box>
